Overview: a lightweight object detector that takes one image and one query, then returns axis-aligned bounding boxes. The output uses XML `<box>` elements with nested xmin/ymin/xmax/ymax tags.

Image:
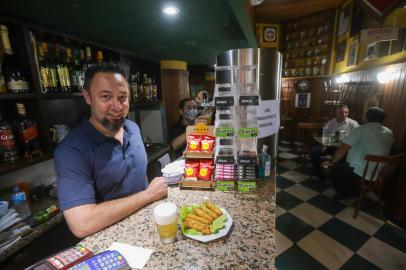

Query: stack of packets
<box><xmin>184</xmin><ymin>159</ymin><xmax>213</xmax><ymax>181</ymax></box>
<box><xmin>237</xmin><ymin>164</ymin><xmax>257</xmax><ymax>180</ymax></box>
<box><xmin>215</xmin><ymin>164</ymin><xmax>235</xmax><ymax>180</ymax></box>
<box><xmin>161</xmin><ymin>159</ymin><xmax>185</xmax><ymax>185</ymax></box>
<box><xmin>186</xmin><ymin>135</ymin><xmax>215</xmax><ymax>153</ymax></box>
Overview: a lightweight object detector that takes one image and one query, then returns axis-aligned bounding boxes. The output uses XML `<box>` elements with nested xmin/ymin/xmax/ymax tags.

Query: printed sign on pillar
<box><xmin>257</xmin><ymin>100</ymin><xmax>280</xmax><ymax>138</ymax></box>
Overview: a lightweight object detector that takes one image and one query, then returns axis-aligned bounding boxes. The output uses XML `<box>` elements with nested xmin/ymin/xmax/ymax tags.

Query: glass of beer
<box><xmin>152</xmin><ymin>202</ymin><xmax>178</xmax><ymax>244</ymax></box>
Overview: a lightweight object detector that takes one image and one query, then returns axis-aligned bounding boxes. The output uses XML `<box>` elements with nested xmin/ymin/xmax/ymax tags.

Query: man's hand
<box><xmin>194</xmin><ymin>115</ymin><xmax>208</xmax><ymax>125</ymax></box>
<box><xmin>145</xmin><ymin>177</ymin><xmax>168</xmax><ymax>202</ymax></box>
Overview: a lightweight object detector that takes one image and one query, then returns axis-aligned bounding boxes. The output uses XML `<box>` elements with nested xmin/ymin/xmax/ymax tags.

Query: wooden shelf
<box><xmin>41</xmin><ymin>92</ymin><xmax>83</xmax><ymax>99</ymax></box>
<box><xmin>0</xmin><ymin>93</ymin><xmax>36</xmax><ymax>100</ymax></box>
<box><xmin>184</xmin><ymin>152</ymin><xmax>214</xmax><ymax>159</ymax></box>
<box><xmin>0</xmin><ymin>153</ymin><xmax>53</xmax><ymax>176</ymax></box>
<box><xmin>282</xmin><ymin>75</ymin><xmax>331</xmax><ymax>80</ymax></box>
<box><xmin>179</xmin><ymin>180</ymin><xmax>215</xmax><ymax>190</ymax></box>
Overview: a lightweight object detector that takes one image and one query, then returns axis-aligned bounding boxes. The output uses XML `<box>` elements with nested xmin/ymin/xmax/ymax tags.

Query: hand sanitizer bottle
<box><xmin>259</xmin><ymin>144</ymin><xmax>271</xmax><ymax>179</ymax></box>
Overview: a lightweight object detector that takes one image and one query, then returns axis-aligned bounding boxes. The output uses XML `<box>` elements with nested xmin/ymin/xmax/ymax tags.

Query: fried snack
<box><xmin>186</xmin><ymin>213</ymin><xmax>211</xmax><ymax>225</ymax></box>
<box><xmin>194</xmin><ymin>208</ymin><xmax>214</xmax><ymax>222</ymax></box>
<box><xmin>184</xmin><ymin>218</ymin><xmax>211</xmax><ymax>235</ymax></box>
<box><xmin>200</xmin><ymin>206</ymin><xmax>218</xmax><ymax>219</ymax></box>
<box><xmin>206</xmin><ymin>201</ymin><xmax>223</xmax><ymax>217</ymax></box>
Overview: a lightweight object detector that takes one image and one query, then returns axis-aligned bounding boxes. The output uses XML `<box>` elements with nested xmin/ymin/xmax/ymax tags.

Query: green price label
<box><xmin>237</xmin><ymin>181</ymin><xmax>257</xmax><ymax>192</ymax></box>
<box><xmin>238</xmin><ymin>127</ymin><xmax>259</xmax><ymax>138</ymax></box>
<box><xmin>215</xmin><ymin>181</ymin><xmax>235</xmax><ymax>191</ymax></box>
<box><xmin>215</xmin><ymin>127</ymin><xmax>235</xmax><ymax>137</ymax></box>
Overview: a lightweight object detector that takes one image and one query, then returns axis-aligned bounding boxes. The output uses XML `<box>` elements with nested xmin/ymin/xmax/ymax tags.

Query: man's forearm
<box><xmin>331</xmin><ymin>143</ymin><xmax>351</xmax><ymax>164</ymax></box>
<box><xmin>171</xmin><ymin>133</ymin><xmax>186</xmax><ymax>150</ymax></box>
<box><xmin>64</xmin><ymin>190</ymin><xmax>153</xmax><ymax>238</ymax></box>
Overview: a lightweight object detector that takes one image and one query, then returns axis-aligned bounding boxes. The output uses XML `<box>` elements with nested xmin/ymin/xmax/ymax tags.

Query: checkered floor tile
<box><xmin>276</xmin><ymin>143</ymin><xmax>406</xmax><ymax>270</ymax></box>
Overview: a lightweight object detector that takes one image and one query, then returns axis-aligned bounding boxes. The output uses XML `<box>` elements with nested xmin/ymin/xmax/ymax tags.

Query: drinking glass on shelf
<box><xmin>152</xmin><ymin>202</ymin><xmax>178</xmax><ymax>244</ymax></box>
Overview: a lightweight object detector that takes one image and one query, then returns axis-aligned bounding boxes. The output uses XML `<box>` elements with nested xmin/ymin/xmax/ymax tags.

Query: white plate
<box><xmin>180</xmin><ymin>207</ymin><xmax>233</xmax><ymax>242</ymax></box>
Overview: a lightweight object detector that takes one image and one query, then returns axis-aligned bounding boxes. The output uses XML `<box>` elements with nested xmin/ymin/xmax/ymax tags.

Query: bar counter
<box><xmin>80</xmin><ymin>177</ymin><xmax>276</xmax><ymax>269</ymax></box>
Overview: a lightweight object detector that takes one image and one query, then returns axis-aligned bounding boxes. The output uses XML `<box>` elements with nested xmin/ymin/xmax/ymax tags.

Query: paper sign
<box><xmin>360</xmin><ymin>27</ymin><xmax>399</xmax><ymax>42</ymax></box>
<box><xmin>257</xmin><ymin>100</ymin><xmax>280</xmax><ymax>138</ymax></box>
<box><xmin>109</xmin><ymin>242</ymin><xmax>153</xmax><ymax>269</ymax></box>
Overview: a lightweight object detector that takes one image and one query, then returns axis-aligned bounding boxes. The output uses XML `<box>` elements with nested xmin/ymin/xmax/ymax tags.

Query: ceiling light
<box><xmin>335</xmin><ymin>74</ymin><xmax>349</xmax><ymax>84</ymax></box>
<box><xmin>162</xmin><ymin>6</ymin><xmax>179</xmax><ymax>15</ymax></box>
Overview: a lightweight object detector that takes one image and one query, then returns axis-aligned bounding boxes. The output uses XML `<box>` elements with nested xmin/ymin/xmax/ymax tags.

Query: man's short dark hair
<box><xmin>84</xmin><ymin>63</ymin><xmax>126</xmax><ymax>91</ymax></box>
<box><xmin>337</xmin><ymin>104</ymin><xmax>349</xmax><ymax>111</ymax></box>
<box><xmin>179</xmin><ymin>98</ymin><xmax>194</xmax><ymax>110</ymax></box>
<box><xmin>366</xmin><ymin>107</ymin><xmax>385</xmax><ymax>123</ymax></box>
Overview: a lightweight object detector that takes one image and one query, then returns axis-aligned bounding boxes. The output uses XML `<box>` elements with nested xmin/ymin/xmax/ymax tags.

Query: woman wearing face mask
<box><xmin>170</xmin><ymin>98</ymin><xmax>208</xmax><ymax>158</ymax></box>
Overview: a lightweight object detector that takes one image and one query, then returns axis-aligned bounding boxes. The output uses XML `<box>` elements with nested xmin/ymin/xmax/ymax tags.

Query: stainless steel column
<box><xmin>216</xmin><ymin>48</ymin><xmax>282</xmax><ymax>160</ymax></box>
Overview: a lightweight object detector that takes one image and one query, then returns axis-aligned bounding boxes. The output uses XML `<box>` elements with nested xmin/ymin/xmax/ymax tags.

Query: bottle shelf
<box><xmin>0</xmin><ymin>153</ymin><xmax>53</xmax><ymax>176</ymax></box>
<box><xmin>0</xmin><ymin>93</ymin><xmax>36</xmax><ymax>100</ymax></box>
<box><xmin>41</xmin><ymin>92</ymin><xmax>83</xmax><ymax>99</ymax></box>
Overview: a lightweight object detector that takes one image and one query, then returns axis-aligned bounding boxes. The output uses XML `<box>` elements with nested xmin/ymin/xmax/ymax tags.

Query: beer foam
<box><xmin>153</xmin><ymin>202</ymin><xmax>177</xmax><ymax>225</ymax></box>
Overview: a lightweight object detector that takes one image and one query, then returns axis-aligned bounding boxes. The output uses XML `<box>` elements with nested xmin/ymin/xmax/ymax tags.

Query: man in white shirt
<box><xmin>324</xmin><ymin>107</ymin><xmax>394</xmax><ymax>199</ymax></box>
<box><xmin>311</xmin><ymin>105</ymin><xmax>359</xmax><ymax>180</ymax></box>
<box><xmin>325</xmin><ymin>105</ymin><xmax>359</xmax><ymax>135</ymax></box>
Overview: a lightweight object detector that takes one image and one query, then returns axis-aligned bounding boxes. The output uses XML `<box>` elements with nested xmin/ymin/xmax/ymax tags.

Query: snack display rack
<box><xmin>179</xmin><ymin>124</ymin><xmax>216</xmax><ymax>190</ymax></box>
<box><xmin>213</xmin><ymin>62</ymin><xmax>260</xmax><ymax>192</ymax></box>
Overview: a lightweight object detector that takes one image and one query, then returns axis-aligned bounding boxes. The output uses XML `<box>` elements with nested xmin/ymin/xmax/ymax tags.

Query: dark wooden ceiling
<box><xmin>255</xmin><ymin>0</ymin><xmax>346</xmax><ymax>22</ymax></box>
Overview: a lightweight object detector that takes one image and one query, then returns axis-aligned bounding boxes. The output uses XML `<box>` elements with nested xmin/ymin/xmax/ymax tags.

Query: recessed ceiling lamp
<box><xmin>162</xmin><ymin>5</ymin><xmax>179</xmax><ymax>15</ymax></box>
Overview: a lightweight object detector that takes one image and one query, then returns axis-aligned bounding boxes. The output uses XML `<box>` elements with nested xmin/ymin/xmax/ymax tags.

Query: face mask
<box><xmin>183</xmin><ymin>110</ymin><xmax>197</xmax><ymax>123</ymax></box>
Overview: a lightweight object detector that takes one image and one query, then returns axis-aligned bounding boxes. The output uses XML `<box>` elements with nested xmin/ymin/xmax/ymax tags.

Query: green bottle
<box><xmin>259</xmin><ymin>144</ymin><xmax>271</xmax><ymax>179</ymax></box>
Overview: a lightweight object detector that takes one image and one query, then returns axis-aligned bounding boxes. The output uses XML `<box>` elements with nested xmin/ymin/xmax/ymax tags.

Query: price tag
<box><xmin>238</xmin><ymin>127</ymin><xmax>258</xmax><ymax>138</ymax></box>
<box><xmin>215</xmin><ymin>181</ymin><xmax>235</xmax><ymax>191</ymax></box>
<box><xmin>239</xmin><ymin>95</ymin><xmax>259</xmax><ymax>106</ymax></box>
<box><xmin>215</xmin><ymin>127</ymin><xmax>234</xmax><ymax>137</ymax></box>
<box><xmin>215</xmin><ymin>96</ymin><xmax>234</xmax><ymax>107</ymax></box>
<box><xmin>215</xmin><ymin>156</ymin><xmax>235</xmax><ymax>164</ymax></box>
<box><xmin>237</xmin><ymin>181</ymin><xmax>257</xmax><ymax>192</ymax></box>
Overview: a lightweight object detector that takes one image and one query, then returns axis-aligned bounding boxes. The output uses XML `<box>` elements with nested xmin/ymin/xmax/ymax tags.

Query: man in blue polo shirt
<box><xmin>54</xmin><ymin>64</ymin><xmax>167</xmax><ymax>238</ymax></box>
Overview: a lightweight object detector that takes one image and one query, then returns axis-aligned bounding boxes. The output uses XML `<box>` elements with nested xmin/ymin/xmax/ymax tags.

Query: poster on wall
<box><xmin>256</xmin><ymin>23</ymin><xmax>280</xmax><ymax>49</ymax></box>
<box><xmin>295</xmin><ymin>93</ymin><xmax>311</xmax><ymax>108</ymax></box>
<box><xmin>338</xmin><ymin>3</ymin><xmax>351</xmax><ymax>38</ymax></box>
<box><xmin>257</xmin><ymin>100</ymin><xmax>280</xmax><ymax>138</ymax></box>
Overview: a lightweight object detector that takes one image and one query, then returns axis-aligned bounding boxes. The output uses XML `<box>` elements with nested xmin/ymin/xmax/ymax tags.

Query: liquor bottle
<box><xmin>143</xmin><ymin>74</ymin><xmax>150</xmax><ymax>102</ymax></box>
<box><xmin>0</xmin><ymin>42</ymin><xmax>6</xmax><ymax>93</ymax></box>
<box><xmin>37</xmin><ymin>44</ymin><xmax>52</xmax><ymax>93</ymax></box>
<box><xmin>13</xmin><ymin>103</ymin><xmax>42</xmax><ymax>159</ymax></box>
<box><xmin>0</xmin><ymin>25</ymin><xmax>31</xmax><ymax>93</ymax></box>
<box><xmin>77</xmin><ymin>49</ymin><xmax>86</xmax><ymax>91</ymax></box>
<box><xmin>63</xmin><ymin>48</ymin><xmax>73</xmax><ymax>92</ymax></box>
<box><xmin>0</xmin><ymin>111</ymin><xmax>18</xmax><ymax>163</ymax></box>
<box><xmin>137</xmin><ymin>71</ymin><xmax>144</xmax><ymax>103</ymax></box>
<box><xmin>85</xmin><ymin>46</ymin><xmax>93</xmax><ymax>68</ymax></box>
<box><xmin>151</xmin><ymin>77</ymin><xmax>158</xmax><ymax>103</ymax></box>
<box><xmin>55</xmin><ymin>45</ymin><xmax>70</xmax><ymax>92</ymax></box>
<box><xmin>67</xmin><ymin>48</ymin><xmax>79</xmax><ymax>92</ymax></box>
<box><xmin>129</xmin><ymin>74</ymin><xmax>138</xmax><ymax>104</ymax></box>
<box><xmin>42</xmin><ymin>43</ymin><xmax>58</xmax><ymax>92</ymax></box>
<box><xmin>96</xmin><ymin>50</ymin><xmax>103</xmax><ymax>64</ymax></box>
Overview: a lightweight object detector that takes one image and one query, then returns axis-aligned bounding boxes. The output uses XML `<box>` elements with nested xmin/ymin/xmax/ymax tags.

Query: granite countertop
<box><xmin>80</xmin><ymin>177</ymin><xmax>276</xmax><ymax>269</ymax></box>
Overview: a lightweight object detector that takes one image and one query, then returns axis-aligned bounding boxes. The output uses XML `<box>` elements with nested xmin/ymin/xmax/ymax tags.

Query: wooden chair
<box><xmin>297</xmin><ymin>122</ymin><xmax>322</xmax><ymax>161</ymax></box>
<box><xmin>353</xmin><ymin>153</ymin><xmax>404</xmax><ymax>219</ymax></box>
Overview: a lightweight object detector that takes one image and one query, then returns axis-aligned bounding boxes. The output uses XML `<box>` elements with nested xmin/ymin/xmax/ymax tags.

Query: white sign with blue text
<box><xmin>257</xmin><ymin>99</ymin><xmax>280</xmax><ymax>138</ymax></box>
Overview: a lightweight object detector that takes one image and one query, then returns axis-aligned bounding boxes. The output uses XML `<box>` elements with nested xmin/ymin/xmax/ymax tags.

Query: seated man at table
<box><xmin>55</xmin><ymin>64</ymin><xmax>168</xmax><ymax>238</ymax></box>
<box><xmin>311</xmin><ymin>105</ymin><xmax>359</xmax><ymax>180</ymax></box>
<box><xmin>323</xmin><ymin>107</ymin><xmax>393</xmax><ymax>199</ymax></box>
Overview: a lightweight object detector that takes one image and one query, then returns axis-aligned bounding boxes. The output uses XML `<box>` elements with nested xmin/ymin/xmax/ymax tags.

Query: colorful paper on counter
<box><xmin>108</xmin><ymin>242</ymin><xmax>153</xmax><ymax>269</ymax></box>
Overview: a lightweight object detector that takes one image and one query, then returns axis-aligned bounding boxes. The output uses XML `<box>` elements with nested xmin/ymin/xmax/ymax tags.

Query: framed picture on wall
<box><xmin>347</xmin><ymin>40</ymin><xmax>359</xmax><ymax>66</ymax></box>
<box><xmin>365</xmin><ymin>42</ymin><xmax>377</xmax><ymax>60</ymax></box>
<box><xmin>295</xmin><ymin>93</ymin><xmax>311</xmax><ymax>108</ymax></box>
<box><xmin>336</xmin><ymin>40</ymin><xmax>347</xmax><ymax>63</ymax></box>
<box><xmin>264</xmin><ymin>27</ymin><xmax>277</xmax><ymax>42</ymax></box>
<box><xmin>338</xmin><ymin>3</ymin><xmax>351</xmax><ymax>38</ymax></box>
